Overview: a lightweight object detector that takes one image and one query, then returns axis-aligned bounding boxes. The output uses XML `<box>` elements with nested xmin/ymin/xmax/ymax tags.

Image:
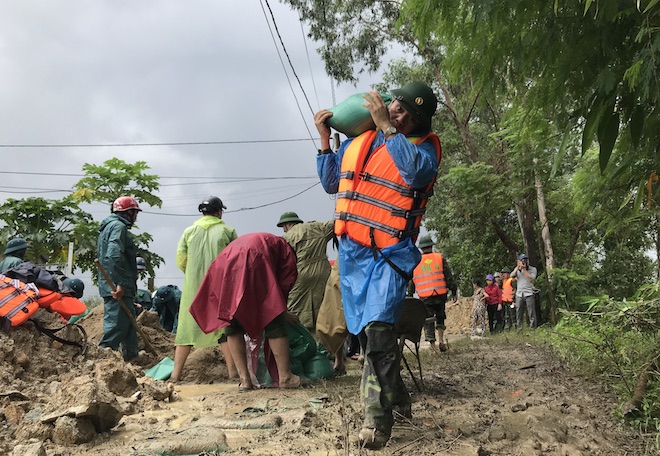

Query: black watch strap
<box><xmin>317</xmin><ymin>148</ymin><xmax>333</xmax><ymax>155</ymax></box>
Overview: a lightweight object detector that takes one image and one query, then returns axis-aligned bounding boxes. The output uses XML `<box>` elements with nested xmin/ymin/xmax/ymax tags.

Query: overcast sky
<box><xmin>0</xmin><ymin>1</ymin><xmax>399</xmax><ymax>293</ymax></box>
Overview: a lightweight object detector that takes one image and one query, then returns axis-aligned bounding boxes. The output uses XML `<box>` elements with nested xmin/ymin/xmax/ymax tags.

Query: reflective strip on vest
<box><xmin>502</xmin><ymin>278</ymin><xmax>514</xmax><ymax>302</ymax></box>
<box><xmin>412</xmin><ymin>252</ymin><xmax>447</xmax><ymax>298</ymax></box>
<box><xmin>334</xmin><ymin>130</ymin><xmax>442</xmax><ymax>248</ymax></box>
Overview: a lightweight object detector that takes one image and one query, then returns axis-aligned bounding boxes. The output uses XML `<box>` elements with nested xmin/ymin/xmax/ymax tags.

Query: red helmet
<box><xmin>112</xmin><ymin>196</ymin><xmax>142</xmax><ymax>213</ymax></box>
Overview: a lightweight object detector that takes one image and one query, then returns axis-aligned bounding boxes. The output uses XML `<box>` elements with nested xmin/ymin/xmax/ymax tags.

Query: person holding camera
<box><xmin>510</xmin><ymin>253</ymin><xmax>538</xmax><ymax>329</ymax></box>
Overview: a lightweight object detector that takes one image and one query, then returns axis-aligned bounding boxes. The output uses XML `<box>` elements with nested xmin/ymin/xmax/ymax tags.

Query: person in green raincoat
<box><xmin>97</xmin><ymin>196</ymin><xmax>142</xmax><ymax>361</ymax></box>
<box><xmin>171</xmin><ymin>196</ymin><xmax>238</xmax><ymax>382</ymax></box>
<box><xmin>0</xmin><ymin>237</ymin><xmax>30</xmax><ymax>273</ymax></box>
<box><xmin>277</xmin><ymin>212</ymin><xmax>334</xmax><ymax>332</ymax></box>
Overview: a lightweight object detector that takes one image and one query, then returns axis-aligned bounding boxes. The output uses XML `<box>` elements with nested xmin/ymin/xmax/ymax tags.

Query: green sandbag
<box><xmin>286</xmin><ymin>323</ymin><xmax>317</xmax><ymax>363</ymax></box>
<box><xmin>303</xmin><ymin>352</ymin><xmax>334</xmax><ymax>381</ymax></box>
<box><xmin>327</xmin><ymin>92</ymin><xmax>393</xmax><ymax>137</ymax></box>
<box><xmin>144</xmin><ymin>356</ymin><xmax>174</xmax><ymax>380</ymax></box>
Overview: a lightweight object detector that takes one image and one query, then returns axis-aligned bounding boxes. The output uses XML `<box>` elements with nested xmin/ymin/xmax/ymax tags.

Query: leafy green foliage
<box><xmin>72</xmin><ymin>158</ymin><xmax>164</xmax><ymax>275</ymax></box>
<box><xmin>72</xmin><ymin>157</ymin><xmax>162</xmax><ymax>208</ymax></box>
<box><xmin>543</xmin><ymin>284</ymin><xmax>660</xmax><ymax>439</ymax></box>
<box><xmin>0</xmin><ymin>196</ymin><xmax>93</xmax><ymax>265</ymax></box>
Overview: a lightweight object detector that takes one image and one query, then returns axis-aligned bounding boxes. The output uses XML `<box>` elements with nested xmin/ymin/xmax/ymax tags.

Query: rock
<box><xmin>140</xmin><ymin>377</ymin><xmax>174</xmax><ymax>401</ymax></box>
<box><xmin>53</xmin><ymin>415</ymin><xmax>96</xmax><ymax>445</ymax></box>
<box><xmin>41</xmin><ymin>375</ymin><xmax>124</xmax><ymax>432</ymax></box>
<box><xmin>137</xmin><ymin>425</ymin><xmax>229</xmax><ymax>454</ymax></box>
<box><xmin>95</xmin><ymin>359</ymin><xmax>138</xmax><ymax>397</ymax></box>
<box><xmin>3</xmin><ymin>403</ymin><xmax>25</xmax><ymax>425</ymax></box>
<box><xmin>511</xmin><ymin>403</ymin><xmax>528</xmax><ymax>412</ymax></box>
<box><xmin>14</xmin><ymin>351</ymin><xmax>29</xmax><ymax>367</ymax></box>
<box><xmin>15</xmin><ymin>422</ymin><xmax>53</xmax><ymax>441</ymax></box>
<box><xmin>487</xmin><ymin>426</ymin><xmax>507</xmax><ymax>441</ymax></box>
<box><xmin>24</xmin><ymin>406</ymin><xmax>44</xmax><ymax>423</ymax></box>
<box><xmin>11</xmin><ymin>442</ymin><xmax>46</xmax><ymax>456</ymax></box>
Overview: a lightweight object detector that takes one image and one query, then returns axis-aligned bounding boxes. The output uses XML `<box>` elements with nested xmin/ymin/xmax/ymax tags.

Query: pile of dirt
<box><xmin>444</xmin><ymin>296</ymin><xmax>474</xmax><ymax>335</ymax></box>
<box><xmin>0</xmin><ymin>304</ymin><xmax>235</xmax><ymax>456</ymax></box>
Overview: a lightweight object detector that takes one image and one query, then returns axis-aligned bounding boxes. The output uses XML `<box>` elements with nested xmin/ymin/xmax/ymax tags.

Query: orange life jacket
<box><xmin>37</xmin><ymin>288</ymin><xmax>87</xmax><ymax>320</ymax></box>
<box><xmin>412</xmin><ymin>252</ymin><xmax>447</xmax><ymax>298</ymax></box>
<box><xmin>502</xmin><ymin>277</ymin><xmax>514</xmax><ymax>302</ymax></box>
<box><xmin>0</xmin><ymin>274</ymin><xmax>39</xmax><ymax>329</ymax></box>
<box><xmin>334</xmin><ymin>130</ymin><xmax>442</xmax><ymax>249</ymax></box>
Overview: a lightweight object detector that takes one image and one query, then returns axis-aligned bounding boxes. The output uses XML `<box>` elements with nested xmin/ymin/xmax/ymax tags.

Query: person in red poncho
<box><xmin>189</xmin><ymin>232</ymin><xmax>302</xmax><ymax>390</ymax></box>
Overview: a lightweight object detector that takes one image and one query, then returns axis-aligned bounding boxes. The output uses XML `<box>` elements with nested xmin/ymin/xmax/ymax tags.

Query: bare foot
<box><xmin>279</xmin><ymin>374</ymin><xmax>302</xmax><ymax>389</ymax></box>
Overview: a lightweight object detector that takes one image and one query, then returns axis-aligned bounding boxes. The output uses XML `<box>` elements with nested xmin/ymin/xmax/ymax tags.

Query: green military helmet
<box><xmin>153</xmin><ymin>285</ymin><xmax>177</xmax><ymax>304</ymax></box>
<box><xmin>277</xmin><ymin>211</ymin><xmax>303</xmax><ymax>227</ymax></box>
<box><xmin>62</xmin><ymin>277</ymin><xmax>85</xmax><ymax>299</ymax></box>
<box><xmin>501</xmin><ymin>267</ymin><xmax>512</xmax><ymax>273</ymax></box>
<box><xmin>391</xmin><ymin>81</ymin><xmax>438</xmax><ymax>133</ymax></box>
<box><xmin>418</xmin><ymin>234</ymin><xmax>435</xmax><ymax>249</ymax></box>
<box><xmin>4</xmin><ymin>237</ymin><xmax>30</xmax><ymax>255</ymax></box>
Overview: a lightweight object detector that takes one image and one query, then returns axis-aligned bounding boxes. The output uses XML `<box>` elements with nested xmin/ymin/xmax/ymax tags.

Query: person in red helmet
<box><xmin>97</xmin><ymin>196</ymin><xmax>142</xmax><ymax>360</ymax></box>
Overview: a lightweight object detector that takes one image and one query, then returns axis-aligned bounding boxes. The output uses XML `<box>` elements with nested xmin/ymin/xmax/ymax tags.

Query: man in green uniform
<box><xmin>97</xmin><ymin>196</ymin><xmax>142</xmax><ymax>361</ymax></box>
<box><xmin>0</xmin><ymin>237</ymin><xmax>30</xmax><ymax>273</ymax></box>
<box><xmin>171</xmin><ymin>196</ymin><xmax>238</xmax><ymax>382</ymax></box>
<box><xmin>277</xmin><ymin>211</ymin><xmax>334</xmax><ymax>333</ymax></box>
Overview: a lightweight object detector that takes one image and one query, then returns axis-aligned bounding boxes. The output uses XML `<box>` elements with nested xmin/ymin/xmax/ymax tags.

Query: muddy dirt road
<box><xmin>1</xmin><ymin>304</ymin><xmax>656</xmax><ymax>455</ymax></box>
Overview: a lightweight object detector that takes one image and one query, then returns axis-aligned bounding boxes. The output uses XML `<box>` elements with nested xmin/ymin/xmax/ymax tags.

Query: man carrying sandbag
<box><xmin>314</xmin><ymin>82</ymin><xmax>442</xmax><ymax>449</ymax></box>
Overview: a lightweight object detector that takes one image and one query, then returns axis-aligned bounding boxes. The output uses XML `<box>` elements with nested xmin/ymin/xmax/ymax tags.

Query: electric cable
<box><xmin>0</xmin><ymin>138</ymin><xmax>312</xmax><ymax>148</ymax></box>
<box><xmin>139</xmin><ymin>182</ymin><xmax>321</xmax><ymax>216</ymax></box>
<box><xmin>257</xmin><ymin>0</ymin><xmax>317</xmax><ymax>148</ymax></box>
<box><xmin>299</xmin><ymin>12</ymin><xmax>320</xmax><ymax>111</ymax></box>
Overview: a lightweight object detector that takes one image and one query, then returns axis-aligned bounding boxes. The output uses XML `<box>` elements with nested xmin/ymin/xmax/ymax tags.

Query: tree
<box><xmin>72</xmin><ymin>158</ymin><xmax>164</xmax><ymax>277</ymax></box>
<box><xmin>0</xmin><ymin>196</ymin><xmax>93</xmax><ymax>266</ymax></box>
<box><xmin>403</xmin><ymin>0</ymin><xmax>660</xmax><ymax>174</ymax></box>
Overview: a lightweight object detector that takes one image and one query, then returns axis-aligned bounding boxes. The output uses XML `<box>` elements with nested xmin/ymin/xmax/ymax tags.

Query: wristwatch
<box><xmin>384</xmin><ymin>126</ymin><xmax>397</xmax><ymax>138</ymax></box>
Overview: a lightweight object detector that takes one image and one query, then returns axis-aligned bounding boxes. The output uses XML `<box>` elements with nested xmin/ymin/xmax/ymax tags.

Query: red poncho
<box><xmin>190</xmin><ymin>232</ymin><xmax>298</xmax><ymax>338</ymax></box>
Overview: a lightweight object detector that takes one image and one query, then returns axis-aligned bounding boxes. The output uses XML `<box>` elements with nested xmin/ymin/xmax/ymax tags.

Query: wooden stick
<box><xmin>95</xmin><ymin>259</ymin><xmax>159</xmax><ymax>356</ymax></box>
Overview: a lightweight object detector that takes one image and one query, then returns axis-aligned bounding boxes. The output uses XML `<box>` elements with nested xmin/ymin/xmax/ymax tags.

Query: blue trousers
<box><xmin>99</xmin><ymin>296</ymin><xmax>139</xmax><ymax>360</ymax></box>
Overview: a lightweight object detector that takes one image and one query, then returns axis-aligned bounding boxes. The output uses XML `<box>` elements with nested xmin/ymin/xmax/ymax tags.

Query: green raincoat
<box><xmin>0</xmin><ymin>255</ymin><xmax>23</xmax><ymax>273</ymax></box>
<box><xmin>175</xmin><ymin>216</ymin><xmax>237</xmax><ymax>347</ymax></box>
<box><xmin>283</xmin><ymin>221</ymin><xmax>334</xmax><ymax>330</ymax></box>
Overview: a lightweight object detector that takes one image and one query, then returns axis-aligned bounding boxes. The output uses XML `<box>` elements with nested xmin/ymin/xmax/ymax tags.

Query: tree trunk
<box><xmin>535</xmin><ymin>168</ymin><xmax>557</xmax><ymax>324</ymax></box>
<box><xmin>515</xmin><ymin>195</ymin><xmax>539</xmax><ymax>267</ymax></box>
<box><xmin>563</xmin><ymin>218</ymin><xmax>585</xmax><ymax>268</ymax></box>
<box><xmin>491</xmin><ymin>218</ymin><xmax>521</xmax><ymax>256</ymax></box>
<box><xmin>655</xmin><ymin>215</ymin><xmax>660</xmax><ymax>280</ymax></box>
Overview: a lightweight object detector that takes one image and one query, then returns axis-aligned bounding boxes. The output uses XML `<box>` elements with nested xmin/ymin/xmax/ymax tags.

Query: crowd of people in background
<box><xmin>470</xmin><ymin>254</ymin><xmax>539</xmax><ymax>336</ymax></box>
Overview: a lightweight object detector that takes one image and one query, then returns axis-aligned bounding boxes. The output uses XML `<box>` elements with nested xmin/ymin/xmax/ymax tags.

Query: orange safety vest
<box><xmin>0</xmin><ymin>274</ymin><xmax>39</xmax><ymax>329</ymax></box>
<box><xmin>412</xmin><ymin>252</ymin><xmax>447</xmax><ymax>298</ymax></box>
<box><xmin>334</xmin><ymin>130</ymin><xmax>442</xmax><ymax>248</ymax></box>
<box><xmin>502</xmin><ymin>277</ymin><xmax>514</xmax><ymax>302</ymax></box>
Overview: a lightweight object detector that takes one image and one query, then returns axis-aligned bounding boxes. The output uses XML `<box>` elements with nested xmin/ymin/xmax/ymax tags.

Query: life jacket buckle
<box><xmin>345</xmin><ymin>190</ymin><xmax>359</xmax><ymax>200</ymax></box>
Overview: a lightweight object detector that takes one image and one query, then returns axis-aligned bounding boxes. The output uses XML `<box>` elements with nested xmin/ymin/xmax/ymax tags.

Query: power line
<box><xmin>258</xmin><ymin>0</ymin><xmax>317</xmax><ymax>148</ymax></box>
<box><xmin>262</xmin><ymin>0</ymin><xmax>315</xmax><ymax>116</ymax></box>
<box><xmin>0</xmin><ymin>170</ymin><xmax>317</xmax><ymax>180</ymax></box>
<box><xmin>140</xmin><ymin>182</ymin><xmax>321</xmax><ymax>216</ymax></box>
<box><xmin>0</xmin><ymin>138</ymin><xmax>313</xmax><ymax>148</ymax></box>
<box><xmin>299</xmin><ymin>13</ymin><xmax>320</xmax><ymax>111</ymax></box>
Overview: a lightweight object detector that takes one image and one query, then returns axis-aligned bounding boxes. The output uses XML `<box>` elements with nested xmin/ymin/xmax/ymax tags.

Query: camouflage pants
<box><xmin>358</xmin><ymin>322</ymin><xmax>411</xmax><ymax>434</ymax></box>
